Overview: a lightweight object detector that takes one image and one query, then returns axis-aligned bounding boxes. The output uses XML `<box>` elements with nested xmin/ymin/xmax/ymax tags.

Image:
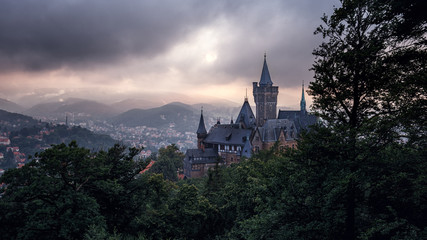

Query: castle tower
<box><xmin>253</xmin><ymin>54</ymin><xmax>278</xmax><ymax>127</ymax></box>
<box><xmin>196</xmin><ymin>108</ymin><xmax>207</xmax><ymax>149</ymax></box>
<box><xmin>300</xmin><ymin>81</ymin><xmax>306</xmax><ymax>115</ymax></box>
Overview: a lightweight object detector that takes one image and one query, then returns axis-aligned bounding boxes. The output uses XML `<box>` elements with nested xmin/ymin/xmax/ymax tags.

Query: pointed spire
<box><xmin>259</xmin><ymin>53</ymin><xmax>273</xmax><ymax>86</ymax></box>
<box><xmin>244</xmin><ymin>88</ymin><xmax>248</xmax><ymax>102</ymax></box>
<box><xmin>236</xmin><ymin>98</ymin><xmax>256</xmax><ymax>129</ymax></box>
<box><xmin>197</xmin><ymin>107</ymin><xmax>207</xmax><ymax>134</ymax></box>
<box><xmin>300</xmin><ymin>81</ymin><xmax>306</xmax><ymax>114</ymax></box>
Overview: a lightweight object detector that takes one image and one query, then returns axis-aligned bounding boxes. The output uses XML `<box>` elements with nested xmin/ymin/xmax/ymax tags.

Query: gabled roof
<box><xmin>140</xmin><ymin>160</ymin><xmax>156</xmax><ymax>174</ymax></box>
<box><xmin>257</xmin><ymin>119</ymin><xmax>296</xmax><ymax>142</ymax></box>
<box><xmin>204</xmin><ymin>124</ymin><xmax>252</xmax><ymax>146</ymax></box>
<box><xmin>235</xmin><ymin>99</ymin><xmax>256</xmax><ymax>129</ymax></box>
<box><xmin>259</xmin><ymin>54</ymin><xmax>273</xmax><ymax>86</ymax></box>
<box><xmin>278</xmin><ymin>110</ymin><xmax>317</xmax><ymax>132</ymax></box>
<box><xmin>278</xmin><ymin>110</ymin><xmax>301</xmax><ymax>121</ymax></box>
<box><xmin>196</xmin><ymin>110</ymin><xmax>207</xmax><ymax>134</ymax></box>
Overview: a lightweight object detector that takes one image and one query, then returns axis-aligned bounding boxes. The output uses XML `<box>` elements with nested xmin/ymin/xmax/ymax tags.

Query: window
<box><xmin>192</xmin><ymin>164</ymin><xmax>202</xmax><ymax>171</ymax></box>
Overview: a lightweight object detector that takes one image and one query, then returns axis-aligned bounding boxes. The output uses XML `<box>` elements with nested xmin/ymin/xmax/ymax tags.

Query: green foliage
<box><xmin>310</xmin><ymin>0</ymin><xmax>426</xmax><ymax>143</ymax></box>
<box><xmin>0</xmin><ymin>141</ymin><xmax>147</xmax><ymax>239</ymax></box>
<box><xmin>0</xmin><ymin>142</ymin><xmax>107</xmax><ymax>239</ymax></box>
<box><xmin>149</xmin><ymin>144</ymin><xmax>184</xmax><ymax>181</ymax></box>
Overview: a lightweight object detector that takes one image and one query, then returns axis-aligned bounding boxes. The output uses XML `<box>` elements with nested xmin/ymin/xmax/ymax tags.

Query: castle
<box><xmin>183</xmin><ymin>54</ymin><xmax>317</xmax><ymax>178</ymax></box>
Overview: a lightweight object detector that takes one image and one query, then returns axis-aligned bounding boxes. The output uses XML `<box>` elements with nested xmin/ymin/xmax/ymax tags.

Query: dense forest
<box><xmin>0</xmin><ymin>0</ymin><xmax>426</xmax><ymax>239</ymax></box>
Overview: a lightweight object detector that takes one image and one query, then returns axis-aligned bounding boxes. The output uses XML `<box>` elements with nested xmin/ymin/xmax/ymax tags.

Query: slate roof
<box><xmin>235</xmin><ymin>99</ymin><xmax>256</xmax><ymax>129</ymax></box>
<box><xmin>259</xmin><ymin>54</ymin><xmax>273</xmax><ymax>86</ymax></box>
<box><xmin>196</xmin><ymin>110</ymin><xmax>207</xmax><ymax>134</ymax></box>
<box><xmin>257</xmin><ymin>119</ymin><xmax>296</xmax><ymax>142</ymax></box>
<box><xmin>277</xmin><ymin>110</ymin><xmax>317</xmax><ymax>132</ymax></box>
<box><xmin>204</xmin><ymin>124</ymin><xmax>252</xmax><ymax>146</ymax></box>
<box><xmin>185</xmin><ymin>148</ymin><xmax>218</xmax><ymax>164</ymax></box>
<box><xmin>241</xmin><ymin>139</ymin><xmax>252</xmax><ymax>158</ymax></box>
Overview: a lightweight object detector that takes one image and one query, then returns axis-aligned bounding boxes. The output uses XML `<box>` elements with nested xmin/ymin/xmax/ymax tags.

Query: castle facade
<box><xmin>183</xmin><ymin>55</ymin><xmax>317</xmax><ymax>178</ymax></box>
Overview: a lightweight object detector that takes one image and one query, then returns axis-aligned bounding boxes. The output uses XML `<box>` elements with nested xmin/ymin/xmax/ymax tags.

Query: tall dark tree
<box><xmin>307</xmin><ymin>0</ymin><xmax>426</xmax><ymax>239</ymax></box>
<box><xmin>310</xmin><ymin>0</ymin><xmax>426</xmax><ymax>144</ymax></box>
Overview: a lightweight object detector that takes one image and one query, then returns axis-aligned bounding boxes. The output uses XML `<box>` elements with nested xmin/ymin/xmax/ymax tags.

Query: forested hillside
<box><xmin>0</xmin><ymin>109</ymin><xmax>116</xmax><ymax>169</ymax></box>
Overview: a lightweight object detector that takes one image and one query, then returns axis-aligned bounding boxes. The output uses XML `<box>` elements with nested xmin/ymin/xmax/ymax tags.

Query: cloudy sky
<box><xmin>0</xmin><ymin>0</ymin><xmax>339</xmax><ymax>108</ymax></box>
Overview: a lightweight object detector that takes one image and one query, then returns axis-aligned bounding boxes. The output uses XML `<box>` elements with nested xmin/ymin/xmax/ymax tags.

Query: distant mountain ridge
<box><xmin>110</xmin><ymin>98</ymin><xmax>159</xmax><ymax>112</ymax></box>
<box><xmin>111</xmin><ymin>102</ymin><xmax>196</xmax><ymax>130</ymax></box>
<box><xmin>15</xmin><ymin>88</ymin><xmax>240</xmax><ymax>109</ymax></box>
<box><xmin>24</xmin><ymin>98</ymin><xmax>119</xmax><ymax>119</ymax></box>
<box><xmin>0</xmin><ymin>98</ymin><xmax>25</xmax><ymax>113</ymax></box>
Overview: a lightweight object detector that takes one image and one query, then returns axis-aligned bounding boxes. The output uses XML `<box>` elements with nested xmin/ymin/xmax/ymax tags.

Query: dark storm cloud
<box><xmin>206</xmin><ymin>0</ymin><xmax>339</xmax><ymax>88</ymax></box>
<box><xmin>0</xmin><ymin>0</ymin><xmax>231</xmax><ymax>71</ymax></box>
<box><xmin>0</xmin><ymin>0</ymin><xmax>339</xmax><ymax>91</ymax></box>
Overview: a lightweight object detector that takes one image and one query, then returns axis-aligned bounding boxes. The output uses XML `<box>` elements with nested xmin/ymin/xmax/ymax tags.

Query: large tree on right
<box><xmin>306</xmin><ymin>0</ymin><xmax>426</xmax><ymax>239</ymax></box>
<box><xmin>311</xmin><ymin>0</ymin><xmax>426</xmax><ymax>143</ymax></box>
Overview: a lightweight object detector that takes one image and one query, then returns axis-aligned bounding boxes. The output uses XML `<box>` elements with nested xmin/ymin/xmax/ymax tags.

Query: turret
<box><xmin>300</xmin><ymin>81</ymin><xmax>306</xmax><ymax>115</ymax></box>
<box><xmin>259</xmin><ymin>53</ymin><xmax>273</xmax><ymax>87</ymax></box>
<box><xmin>196</xmin><ymin>108</ymin><xmax>207</xmax><ymax>149</ymax></box>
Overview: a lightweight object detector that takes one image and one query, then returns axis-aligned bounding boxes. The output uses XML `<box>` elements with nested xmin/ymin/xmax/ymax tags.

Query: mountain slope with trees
<box><xmin>0</xmin><ymin>109</ymin><xmax>117</xmax><ymax>169</ymax></box>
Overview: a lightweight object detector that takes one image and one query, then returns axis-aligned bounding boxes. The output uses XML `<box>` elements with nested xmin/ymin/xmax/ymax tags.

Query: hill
<box><xmin>110</xmin><ymin>98</ymin><xmax>160</xmax><ymax>112</ymax></box>
<box><xmin>0</xmin><ymin>109</ymin><xmax>38</xmax><ymax>132</ymax></box>
<box><xmin>111</xmin><ymin>102</ymin><xmax>196</xmax><ymax>130</ymax></box>
<box><xmin>24</xmin><ymin>98</ymin><xmax>119</xmax><ymax>120</ymax></box>
<box><xmin>56</xmin><ymin>100</ymin><xmax>119</xmax><ymax>118</ymax></box>
<box><xmin>0</xmin><ymin>109</ymin><xmax>117</xmax><ymax>169</ymax></box>
<box><xmin>0</xmin><ymin>98</ymin><xmax>25</xmax><ymax>113</ymax></box>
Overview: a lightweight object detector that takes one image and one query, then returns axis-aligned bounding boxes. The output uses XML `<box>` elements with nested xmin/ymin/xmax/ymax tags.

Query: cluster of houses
<box><xmin>0</xmin><ymin>136</ymin><xmax>26</xmax><ymax>171</ymax></box>
<box><xmin>0</xmin><ymin>128</ymin><xmax>54</xmax><ymax>172</ymax></box>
